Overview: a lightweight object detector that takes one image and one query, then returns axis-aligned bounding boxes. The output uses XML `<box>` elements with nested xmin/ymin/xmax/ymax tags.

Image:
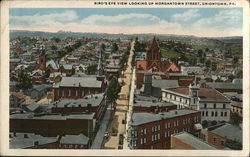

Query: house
<box><xmin>171</xmin><ymin>131</ymin><xmax>217</xmax><ymax>150</ymax></box>
<box><xmin>23</xmin><ymin>103</ymin><xmax>53</xmax><ymax>114</ymax></box>
<box><xmin>162</xmin><ymin>84</ymin><xmax>231</xmax><ymax>125</ymax></box>
<box><xmin>60</xmin><ymin>64</ymin><xmax>75</xmax><ymax>76</ymax></box>
<box><xmin>201</xmin><ymin>123</ymin><xmax>242</xmax><ymax>149</ymax></box>
<box><xmin>205</xmin><ymin>79</ymin><xmax>242</xmax><ymax>94</ymax></box>
<box><xmin>10</xmin><ymin>92</ymin><xmax>26</xmax><ymax>108</ymax></box>
<box><xmin>29</xmin><ymin>84</ymin><xmax>52</xmax><ymax>100</ymax></box>
<box><xmin>9</xmin><ymin>132</ymin><xmax>58</xmax><ymax>149</ymax></box>
<box><xmin>59</xmin><ymin>134</ymin><xmax>90</xmax><ymax>149</ymax></box>
<box><xmin>52</xmin><ymin>76</ymin><xmax>106</xmax><ymax>102</ymax></box>
<box><xmin>130</xmin><ymin>109</ymin><xmax>201</xmax><ymax>149</ymax></box>
<box><xmin>10</xmin><ymin>81</ymin><xmax>18</xmax><ymax>92</ymax></box>
<box><xmin>231</xmin><ymin>101</ymin><xmax>242</xmax><ymax>117</ymax></box>
<box><xmin>30</xmin><ymin>69</ymin><xmax>46</xmax><ymax>84</ymax></box>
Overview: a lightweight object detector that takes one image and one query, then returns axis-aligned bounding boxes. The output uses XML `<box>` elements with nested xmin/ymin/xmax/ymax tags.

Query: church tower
<box><xmin>39</xmin><ymin>45</ymin><xmax>46</xmax><ymax>71</ymax></box>
<box><xmin>146</xmin><ymin>37</ymin><xmax>162</xmax><ymax>71</ymax></box>
<box><xmin>96</xmin><ymin>50</ymin><xmax>105</xmax><ymax>82</ymax></box>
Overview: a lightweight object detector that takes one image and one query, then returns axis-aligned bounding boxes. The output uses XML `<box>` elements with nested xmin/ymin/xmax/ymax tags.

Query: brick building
<box><xmin>162</xmin><ymin>84</ymin><xmax>231</xmax><ymax>125</ymax></box>
<box><xmin>171</xmin><ymin>131</ymin><xmax>216</xmax><ymax>150</ymax></box>
<box><xmin>130</xmin><ymin>109</ymin><xmax>201</xmax><ymax>149</ymax></box>
<box><xmin>10</xmin><ymin>113</ymin><xmax>95</xmax><ymax>138</ymax></box>
<box><xmin>52</xmin><ymin>93</ymin><xmax>106</xmax><ymax>121</ymax></box>
<box><xmin>136</xmin><ymin>37</ymin><xmax>180</xmax><ymax>89</ymax></box>
<box><xmin>52</xmin><ymin>76</ymin><xmax>106</xmax><ymax>102</ymax></box>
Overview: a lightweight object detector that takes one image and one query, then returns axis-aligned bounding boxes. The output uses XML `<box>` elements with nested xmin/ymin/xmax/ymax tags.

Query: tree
<box><xmin>225</xmin><ymin>139</ymin><xmax>242</xmax><ymax>150</ymax></box>
<box><xmin>211</xmin><ymin>62</ymin><xmax>217</xmax><ymax>71</ymax></box>
<box><xmin>86</xmin><ymin>64</ymin><xmax>97</xmax><ymax>75</ymax></box>
<box><xmin>101</xmin><ymin>43</ymin><xmax>106</xmax><ymax>51</ymax></box>
<box><xmin>205</xmin><ymin>60</ymin><xmax>211</xmax><ymax>68</ymax></box>
<box><xmin>199</xmin><ymin>57</ymin><xmax>205</xmax><ymax>64</ymax></box>
<box><xmin>51</xmin><ymin>45</ymin><xmax>57</xmax><ymax>50</ymax></box>
<box><xmin>111</xmin><ymin>42</ymin><xmax>118</xmax><ymax>53</ymax></box>
<box><xmin>229</xmin><ymin>112</ymin><xmax>242</xmax><ymax>126</ymax></box>
<box><xmin>16</xmin><ymin>70</ymin><xmax>32</xmax><ymax>90</ymax></box>
<box><xmin>198</xmin><ymin>49</ymin><xmax>203</xmax><ymax>57</ymax></box>
<box><xmin>106</xmin><ymin>78</ymin><xmax>121</xmax><ymax>104</ymax></box>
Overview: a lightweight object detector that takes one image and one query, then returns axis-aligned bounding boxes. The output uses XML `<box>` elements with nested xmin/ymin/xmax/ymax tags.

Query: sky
<box><xmin>9</xmin><ymin>8</ymin><xmax>243</xmax><ymax>37</ymax></box>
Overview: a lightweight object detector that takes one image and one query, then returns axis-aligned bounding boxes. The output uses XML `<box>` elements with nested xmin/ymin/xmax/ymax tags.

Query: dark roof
<box><xmin>133</xmin><ymin>100</ymin><xmax>176</xmax><ymax>108</ymax></box>
<box><xmin>206</xmin><ymin>82</ymin><xmax>242</xmax><ymax>90</ymax></box>
<box><xmin>132</xmin><ymin>109</ymin><xmax>199</xmax><ymax>126</ymax></box>
<box><xmin>152</xmin><ymin>79</ymin><xmax>179</xmax><ymax>89</ymax></box>
<box><xmin>172</xmin><ymin>132</ymin><xmax>217</xmax><ymax>150</ymax></box>
<box><xmin>53</xmin><ymin>93</ymin><xmax>104</xmax><ymax>108</ymax></box>
<box><xmin>60</xmin><ymin>134</ymin><xmax>89</xmax><ymax>145</ymax></box>
<box><xmin>134</xmin><ymin>94</ymin><xmax>158</xmax><ymax>102</ymax></box>
<box><xmin>164</xmin><ymin>87</ymin><xmax>230</xmax><ymax>102</ymax></box>
<box><xmin>9</xmin><ymin>132</ymin><xmax>58</xmax><ymax>149</ymax></box>
<box><xmin>10</xmin><ymin>113</ymin><xmax>95</xmax><ymax>121</ymax></box>
<box><xmin>231</xmin><ymin>101</ymin><xmax>242</xmax><ymax>108</ymax></box>
<box><xmin>210</xmin><ymin>123</ymin><xmax>242</xmax><ymax>143</ymax></box>
<box><xmin>33</xmin><ymin>84</ymin><xmax>52</xmax><ymax>92</ymax></box>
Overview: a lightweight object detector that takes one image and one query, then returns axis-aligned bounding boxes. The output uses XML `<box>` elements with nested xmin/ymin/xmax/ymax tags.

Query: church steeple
<box><xmin>146</xmin><ymin>37</ymin><xmax>162</xmax><ymax>71</ymax></box>
<box><xmin>39</xmin><ymin>45</ymin><xmax>46</xmax><ymax>71</ymax></box>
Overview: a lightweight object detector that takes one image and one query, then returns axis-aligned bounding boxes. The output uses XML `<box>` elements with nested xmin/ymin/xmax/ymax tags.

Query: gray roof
<box><xmin>172</xmin><ymin>132</ymin><xmax>217</xmax><ymax>150</ymax></box>
<box><xmin>10</xmin><ymin>81</ymin><xmax>17</xmax><ymax>86</ymax></box>
<box><xmin>10</xmin><ymin>58</ymin><xmax>21</xmax><ymax>63</ymax></box>
<box><xmin>61</xmin><ymin>64</ymin><xmax>73</xmax><ymax>70</ymax></box>
<box><xmin>46</xmin><ymin>59</ymin><xmax>59</xmax><ymax>70</ymax></box>
<box><xmin>53</xmin><ymin>93</ymin><xmax>104</xmax><ymax>108</ymax></box>
<box><xmin>134</xmin><ymin>94</ymin><xmax>158</xmax><ymax>102</ymax></box>
<box><xmin>10</xmin><ymin>113</ymin><xmax>95</xmax><ymax>121</ymax></box>
<box><xmin>232</xmin><ymin>79</ymin><xmax>242</xmax><ymax>84</ymax></box>
<box><xmin>152</xmin><ymin>79</ymin><xmax>179</xmax><ymax>89</ymax></box>
<box><xmin>33</xmin><ymin>84</ymin><xmax>52</xmax><ymax>92</ymax></box>
<box><xmin>206</xmin><ymin>82</ymin><xmax>242</xmax><ymax>90</ymax></box>
<box><xmin>231</xmin><ymin>101</ymin><xmax>242</xmax><ymax>108</ymax></box>
<box><xmin>9</xmin><ymin>132</ymin><xmax>58</xmax><ymax>149</ymax></box>
<box><xmin>133</xmin><ymin>100</ymin><xmax>176</xmax><ymax>108</ymax></box>
<box><xmin>132</xmin><ymin>109</ymin><xmax>199</xmax><ymax>126</ymax></box>
<box><xmin>60</xmin><ymin>134</ymin><xmax>89</xmax><ymax>145</ymax></box>
<box><xmin>210</xmin><ymin>123</ymin><xmax>242</xmax><ymax>143</ymax></box>
<box><xmin>58</xmin><ymin>77</ymin><xmax>102</xmax><ymax>88</ymax></box>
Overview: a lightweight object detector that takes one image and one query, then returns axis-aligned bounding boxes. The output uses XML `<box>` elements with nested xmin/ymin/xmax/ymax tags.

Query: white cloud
<box><xmin>172</xmin><ymin>9</ymin><xmax>200</xmax><ymax>22</ymax></box>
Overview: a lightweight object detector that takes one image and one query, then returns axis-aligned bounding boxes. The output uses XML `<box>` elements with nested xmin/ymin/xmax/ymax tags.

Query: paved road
<box><xmin>91</xmin><ymin>104</ymin><xmax>112</xmax><ymax>149</ymax></box>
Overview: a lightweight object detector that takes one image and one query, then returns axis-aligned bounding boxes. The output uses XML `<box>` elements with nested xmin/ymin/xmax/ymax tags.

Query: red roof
<box><xmin>136</xmin><ymin>60</ymin><xmax>147</xmax><ymax>71</ymax></box>
<box><xmin>166</xmin><ymin>87</ymin><xmax>230</xmax><ymax>102</ymax></box>
<box><xmin>12</xmin><ymin>92</ymin><xmax>26</xmax><ymax>100</ymax></box>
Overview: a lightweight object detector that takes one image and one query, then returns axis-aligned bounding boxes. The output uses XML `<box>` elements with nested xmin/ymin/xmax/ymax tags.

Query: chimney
<box><xmin>175</xmin><ymin>111</ymin><xmax>178</xmax><ymax>115</ymax></box>
<box><xmin>24</xmin><ymin>134</ymin><xmax>28</xmax><ymax>138</ymax></box>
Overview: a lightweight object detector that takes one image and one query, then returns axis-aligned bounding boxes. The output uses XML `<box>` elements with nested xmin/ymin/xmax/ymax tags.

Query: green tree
<box><xmin>106</xmin><ymin>78</ymin><xmax>121</xmax><ymax>104</ymax></box>
<box><xmin>206</xmin><ymin>60</ymin><xmax>211</xmax><ymax>68</ymax></box>
<box><xmin>17</xmin><ymin>70</ymin><xmax>32</xmax><ymax>90</ymax></box>
<box><xmin>51</xmin><ymin>45</ymin><xmax>57</xmax><ymax>50</ymax></box>
<box><xmin>199</xmin><ymin>57</ymin><xmax>205</xmax><ymax>64</ymax></box>
<box><xmin>198</xmin><ymin>49</ymin><xmax>203</xmax><ymax>57</ymax></box>
<box><xmin>111</xmin><ymin>43</ymin><xmax>118</xmax><ymax>53</ymax></box>
<box><xmin>225</xmin><ymin>139</ymin><xmax>242</xmax><ymax>150</ymax></box>
<box><xmin>211</xmin><ymin>62</ymin><xmax>217</xmax><ymax>71</ymax></box>
<box><xmin>101</xmin><ymin>43</ymin><xmax>106</xmax><ymax>51</ymax></box>
<box><xmin>86</xmin><ymin>64</ymin><xmax>97</xmax><ymax>75</ymax></box>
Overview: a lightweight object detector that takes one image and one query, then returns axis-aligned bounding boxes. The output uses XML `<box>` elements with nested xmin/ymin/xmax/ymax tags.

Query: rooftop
<box><xmin>132</xmin><ymin>109</ymin><xmax>199</xmax><ymax>126</ymax></box>
<box><xmin>60</xmin><ymin>134</ymin><xmax>89</xmax><ymax>145</ymax></box>
<box><xmin>206</xmin><ymin>82</ymin><xmax>242</xmax><ymax>90</ymax></box>
<box><xmin>210</xmin><ymin>123</ymin><xmax>242</xmax><ymax>143</ymax></box>
<box><xmin>163</xmin><ymin>87</ymin><xmax>230</xmax><ymax>103</ymax></box>
<box><xmin>172</xmin><ymin>132</ymin><xmax>217</xmax><ymax>150</ymax></box>
<box><xmin>9</xmin><ymin>132</ymin><xmax>58</xmax><ymax>149</ymax></box>
<box><xmin>53</xmin><ymin>93</ymin><xmax>104</xmax><ymax>108</ymax></box>
<box><xmin>55</xmin><ymin>77</ymin><xmax>102</xmax><ymax>88</ymax></box>
<box><xmin>10</xmin><ymin>112</ymin><xmax>95</xmax><ymax>121</ymax></box>
<box><xmin>134</xmin><ymin>100</ymin><xmax>176</xmax><ymax>108</ymax></box>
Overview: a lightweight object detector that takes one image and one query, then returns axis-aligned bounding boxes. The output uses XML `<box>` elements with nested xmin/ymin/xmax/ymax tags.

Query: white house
<box><xmin>161</xmin><ymin>84</ymin><xmax>231</xmax><ymax>124</ymax></box>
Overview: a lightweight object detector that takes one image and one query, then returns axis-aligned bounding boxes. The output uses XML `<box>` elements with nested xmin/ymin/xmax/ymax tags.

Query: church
<box><xmin>136</xmin><ymin>37</ymin><xmax>180</xmax><ymax>89</ymax></box>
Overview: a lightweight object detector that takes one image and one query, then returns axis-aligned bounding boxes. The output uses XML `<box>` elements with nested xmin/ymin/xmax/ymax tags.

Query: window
<box><xmin>158</xmin><ymin>134</ymin><xmax>160</xmax><ymax>140</ymax></box>
<box><xmin>144</xmin><ymin>138</ymin><xmax>147</xmax><ymax>144</ymax></box>
<box><xmin>152</xmin><ymin>127</ymin><xmax>154</xmax><ymax>132</ymax></box>
<box><xmin>152</xmin><ymin>135</ymin><xmax>154</xmax><ymax>141</ymax></box>
<box><xmin>141</xmin><ymin>138</ymin><xmax>143</xmax><ymax>144</ymax></box>
<box><xmin>204</xmin><ymin>103</ymin><xmax>207</xmax><ymax>108</ymax></box>
<box><xmin>174</xmin><ymin>121</ymin><xmax>176</xmax><ymax>127</ymax></box>
<box><xmin>144</xmin><ymin>128</ymin><xmax>147</xmax><ymax>134</ymax></box>
<box><xmin>180</xmin><ymin>98</ymin><xmax>182</xmax><ymax>102</ymax></box>
<box><xmin>158</xmin><ymin>125</ymin><xmax>160</xmax><ymax>131</ymax></box>
<box><xmin>188</xmin><ymin>118</ymin><xmax>191</xmax><ymax>123</ymax></box>
<box><xmin>168</xmin><ymin>123</ymin><xmax>171</xmax><ymax>128</ymax></box>
<box><xmin>213</xmin><ymin>137</ymin><xmax>216</xmax><ymax>143</ymax></box>
<box><xmin>164</xmin><ymin>132</ymin><xmax>167</xmax><ymax>137</ymax></box>
<box><xmin>69</xmin><ymin>89</ymin><xmax>71</xmax><ymax>96</ymax></box>
<box><xmin>141</xmin><ymin>129</ymin><xmax>143</xmax><ymax>134</ymax></box>
<box><xmin>221</xmin><ymin>112</ymin><xmax>223</xmax><ymax>116</ymax></box>
<box><xmin>215</xmin><ymin>112</ymin><xmax>217</xmax><ymax>117</ymax></box>
<box><xmin>221</xmin><ymin>141</ymin><xmax>225</xmax><ymax>146</ymax></box>
<box><xmin>224</xmin><ymin>112</ymin><xmax>227</xmax><ymax>116</ymax></box>
<box><xmin>211</xmin><ymin>111</ymin><xmax>214</xmax><ymax>116</ymax></box>
<box><xmin>62</xmin><ymin>90</ymin><xmax>64</xmax><ymax>96</ymax></box>
<box><xmin>176</xmin><ymin>121</ymin><xmax>179</xmax><ymax>126</ymax></box>
<box><xmin>154</xmin><ymin>126</ymin><xmax>157</xmax><ymax>132</ymax></box>
<box><xmin>165</xmin><ymin>123</ymin><xmax>168</xmax><ymax>129</ymax></box>
<box><xmin>223</xmin><ymin>104</ymin><xmax>226</xmax><ymax>109</ymax></box>
<box><xmin>76</xmin><ymin>90</ymin><xmax>78</xmax><ymax>97</ymax></box>
<box><xmin>194</xmin><ymin>99</ymin><xmax>196</xmax><ymax>104</ymax></box>
<box><xmin>213</xmin><ymin>104</ymin><xmax>216</xmax><ymax>109</ymax></box>
<box><xmin>183</xmin><ymin>119</ymin><xmax>185</xmax><ymax>125</ymax></box>
<box><xmin>168</xmin><ymin>131</ymin><xmax>171</xmax><ymax>136</ymax></box>
<box><xmin>154</xmin><ymin>134</ymin><xmax>157</xmax><ymax>141</ymax></box>
<box><xmin>206</xmin><ymin>111</ymin><xmax>208</xmax><ymax>116</ymax></box>
<box><xmin>202</xmin><ymin>111</ymin><xmax>204</xmax><ymax>116</ymax></box>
